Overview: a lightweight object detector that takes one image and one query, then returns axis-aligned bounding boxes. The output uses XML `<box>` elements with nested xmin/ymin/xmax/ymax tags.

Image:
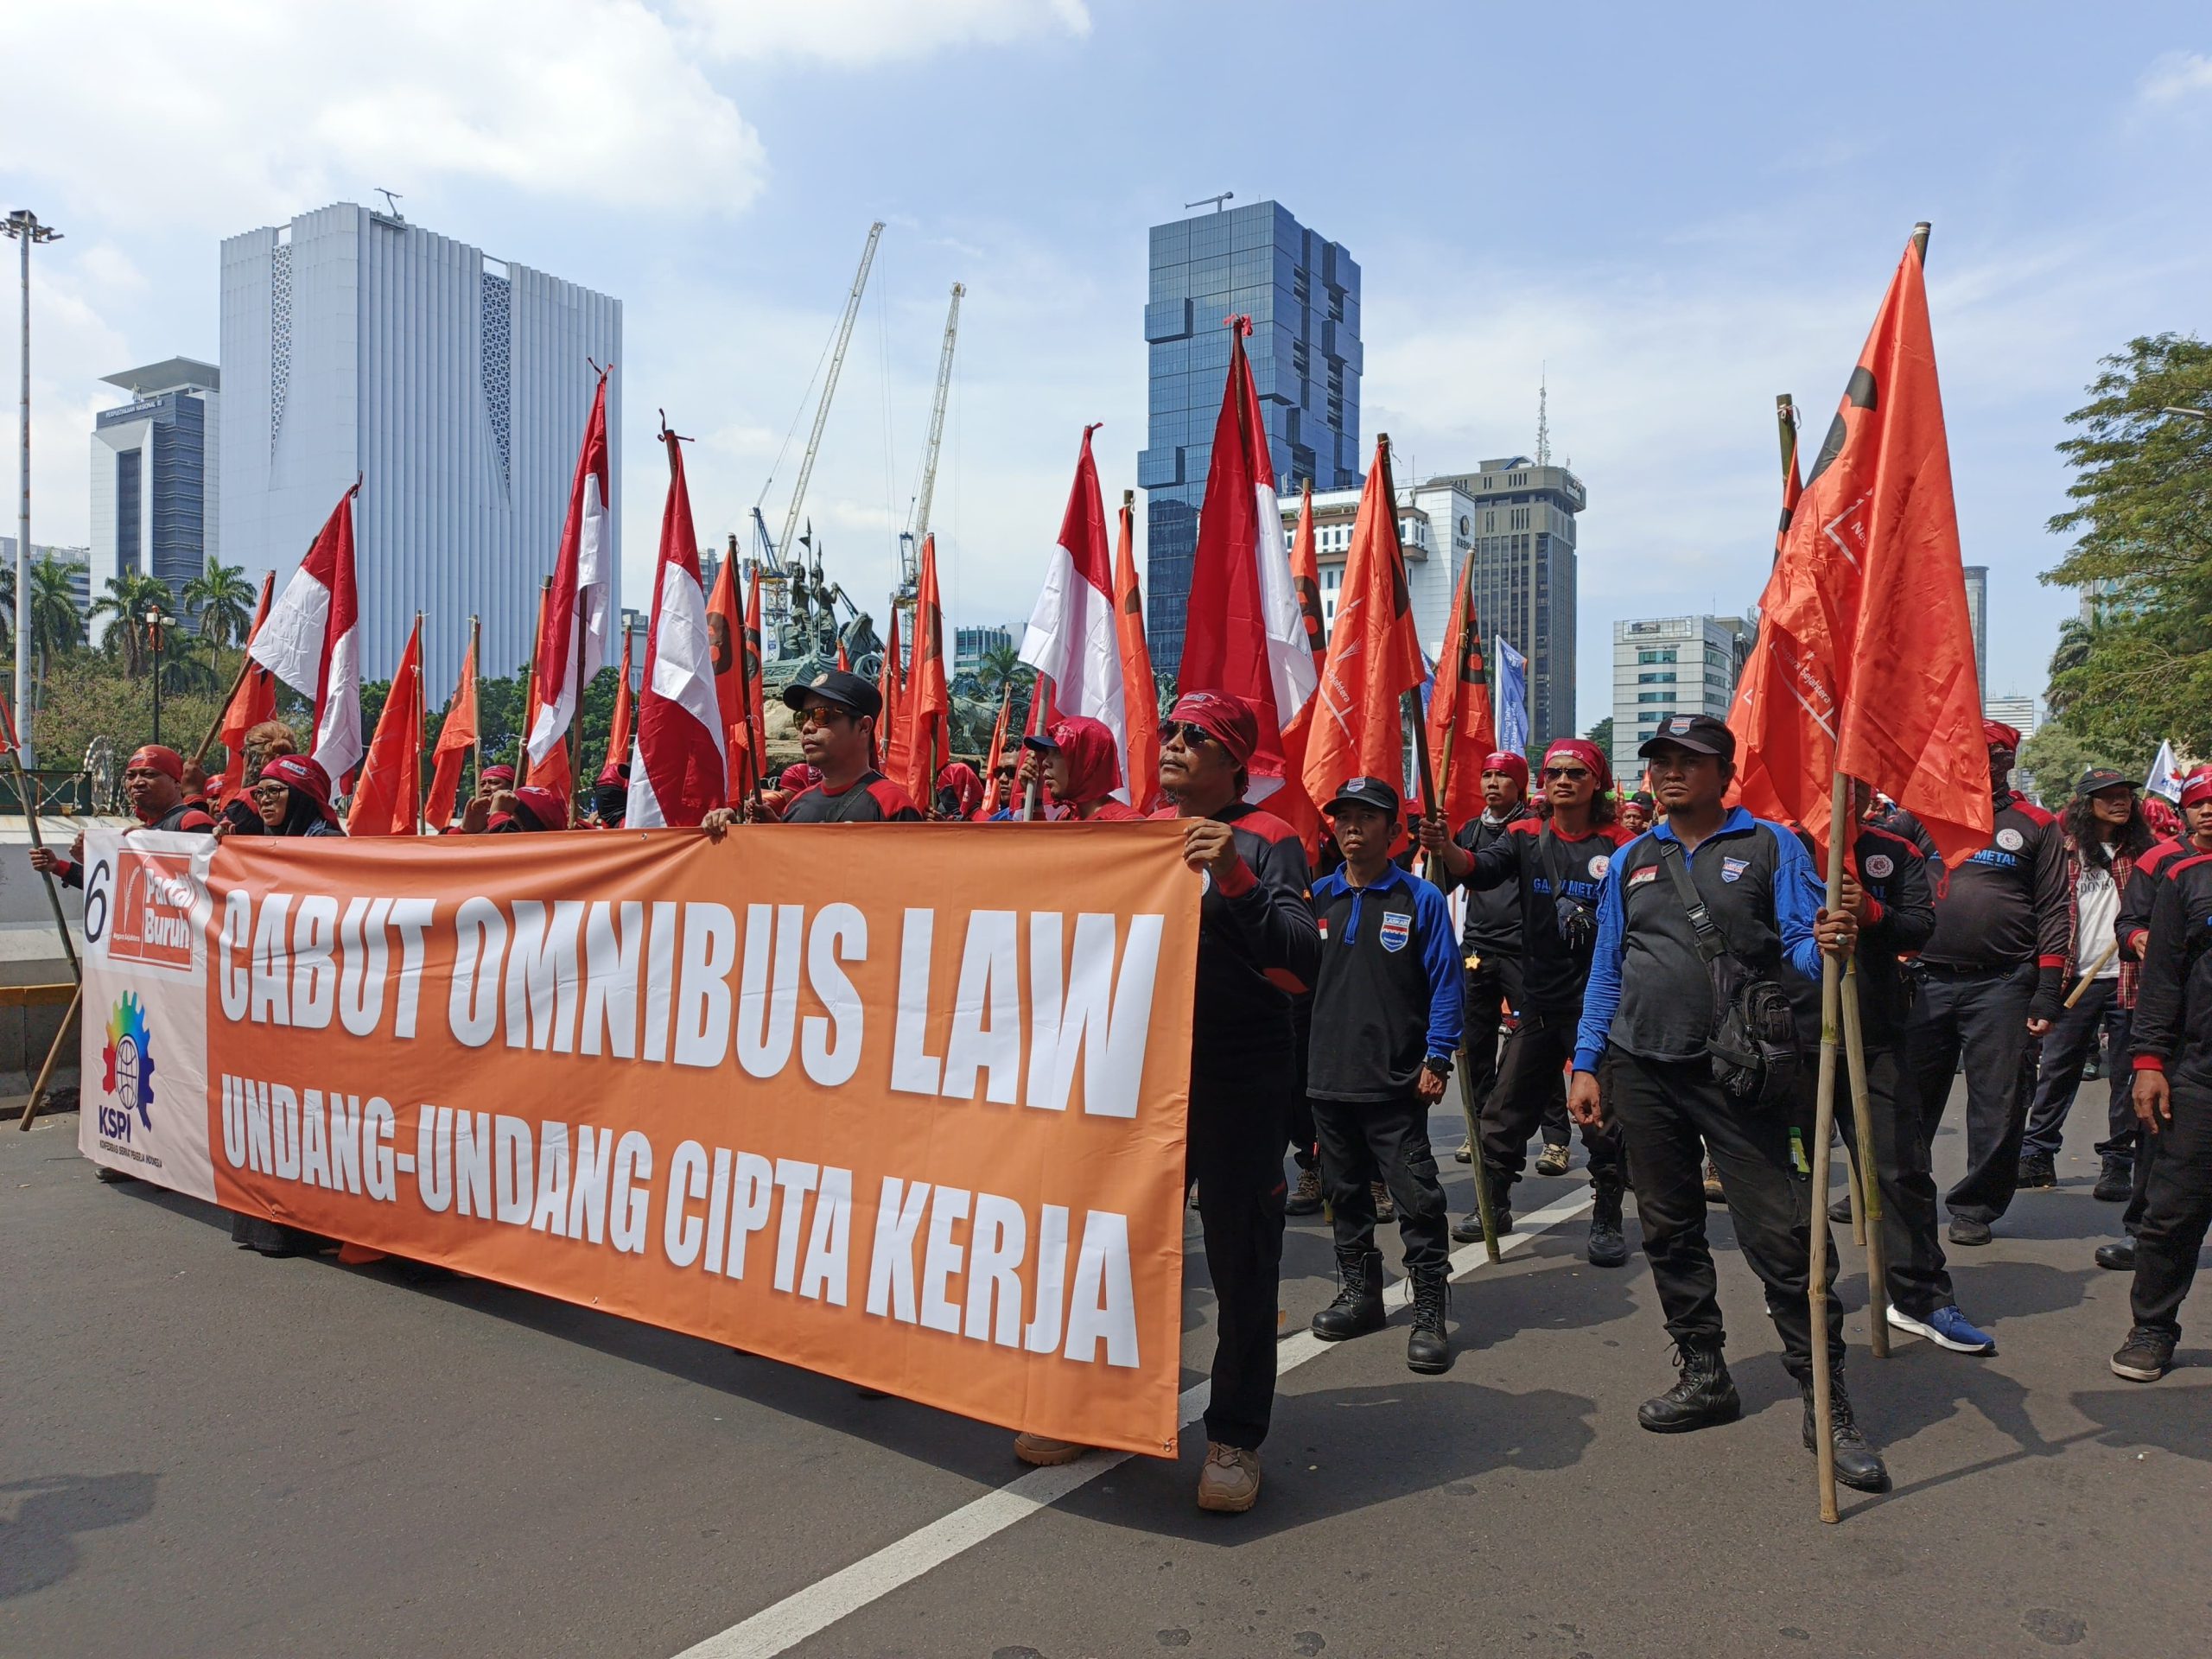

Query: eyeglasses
<box><xmin>797</xmin><ymin>705</ymin><xmax>854</xmax><ymax>730</ymax></box>
<box><xmin>1541</xmin><ymin>766</ymin><xmax>1592</xmax><ymax>781</ymax></box>
<box><xmin>1161</xmin><ymin>721</ymin><xmax>1221</xmax><ymax>749</ymax></box>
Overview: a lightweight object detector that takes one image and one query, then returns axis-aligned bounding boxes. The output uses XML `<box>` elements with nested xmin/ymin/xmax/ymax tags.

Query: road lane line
<box><xmin>675</xmin><ymin>1185</ymin><xmax>1599</xmax><ymax>1659</ymax></box>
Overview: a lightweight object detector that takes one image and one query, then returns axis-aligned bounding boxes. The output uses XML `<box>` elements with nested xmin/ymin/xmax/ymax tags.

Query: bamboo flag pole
<box><xmin>517</xmin><ymin>577</ymin><xmax>550</xmax><ymax>785</ymax></box>
<box><xmin>1020</xmin><ymin>674</ymin><xmax>1052</xmax><ymax>822</ymax></box>
<box><xmin>4</xmin><ymin>741</ymin><xmax>78</xmax><ymax>981</ymax></box>
<box><xmin>1840</xmin><ymin>955</ymin><xmax>1890</xmax><ymax>1357</ymax></box>
<box><xmin>468</xmin><ymin>613</ymin><xmax>482</xmax><ymax>798</ymax></box>
<box><xmin>17</xmin><ymin>984</ymin><xmax>79</xmax><ymax>1130</ymax></box>
<box><xmin>413</xmin><ymin>611</ymin><xmax>427</xmax><ymax>835</ymax></box>
<box><xmin>2065</xmin><ymin>940</ymin><xmax>2120</xmax><ymax>1007</ymax></box>
<box><xmin>1808</xmin><ymin>772</ymin><xmax>1847</xmax><ymax>1522</ymax></box>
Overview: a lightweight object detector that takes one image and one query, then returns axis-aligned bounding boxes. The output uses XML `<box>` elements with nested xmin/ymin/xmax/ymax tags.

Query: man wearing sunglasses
<box><xmin>706</xmin><ymin>670</ymin><xmax>921</xmax><ymax>827</ymax></box>
<box><xmin>1421</xmin><ymin>737</ymin><xmax>1634</xmax><ymax>1267</ymax></box>
<box><xmin>1017</xmin><ymin>691</ymin><xmax>1317</xmax><ymax>1515</ymax></box>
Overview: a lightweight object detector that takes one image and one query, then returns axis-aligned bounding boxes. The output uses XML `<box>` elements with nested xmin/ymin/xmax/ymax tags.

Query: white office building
<box><xmin>1279</xmin><ymin>476</ymin><xmax>1477</xmax><ymax>665</ymax></box>
<box><xmin>1611</xmin><ymin>614</ymin><xmax>1754</xmax><ymax>772</ymax></box>
<box><xmin>1983</xmin><ymin>692</ymin><xmax>2041</xmax><ymax>742</ymax></box>
<box><xmin>219</xmin><ymin>202</ymin><xmax>621</xmax><ymax>684</ymax></box>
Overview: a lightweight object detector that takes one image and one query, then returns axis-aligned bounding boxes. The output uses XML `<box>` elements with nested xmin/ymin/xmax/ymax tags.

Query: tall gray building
<box><xmin>1141</xmin><ymin>200</ymin><xmax>1360</xmax><ymax>679</ymax></box>
<box><xmin>90</xmin><ymin>358</ymin><xmax>219</xmax><ymax>634</ymax></box>
<box><xmin>1962</xmin><ymin>563</ymin><xmax>1987</xmax><ymax>701</ymax></box>
<box><xmin>1426</xmin><ymin>458</ymin><xmax>1584</xmax><ymax>748</ymax></box>
<box><xmin>1610</xmin><ymin>613</ymin><xmax>1753</xmax><ymax>773</ymax></box>
<box><xmin>219</xmin><ymin>202</ymin><xmax>621</xmax><ymax>684</ymax></box>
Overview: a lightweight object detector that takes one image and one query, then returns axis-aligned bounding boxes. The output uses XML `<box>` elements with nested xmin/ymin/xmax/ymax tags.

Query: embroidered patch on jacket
<box><xmin>1720</xmin><ymin>856</ymin><xmax>1749</xmax><ymax>883</ymax></box>
<box><xmin>1379</xmin><ymin>912</ymin><xmax>1412</xmax><ymax>952</ymax></box>
<box><xmin>1629</xmin><ymin>865</ymin><xmax>1659</xmax><ymax>888</ymax></box>
<box><xmin>1864</xmin><ymin>854</ymin><xmax>1895</xmax><ymax>880</ymax></box>
<box><xmin>1996</xmin><ymin>828</ymin><xmax>2024</xmax><ymax>852</ymax></box>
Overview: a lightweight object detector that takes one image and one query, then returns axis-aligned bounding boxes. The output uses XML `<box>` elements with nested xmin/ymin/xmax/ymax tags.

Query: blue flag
<box><xmin>1496</xmin><ymin>633</ymin><xmax>1529</xmax><ymax>755</ymax></box>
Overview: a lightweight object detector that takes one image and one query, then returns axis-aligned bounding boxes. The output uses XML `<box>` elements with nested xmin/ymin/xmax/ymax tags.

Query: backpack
<box><xmin>1657</xmin><ymin>836</ymin><xmax>1802</xmax><ymax>1110</ymax></box>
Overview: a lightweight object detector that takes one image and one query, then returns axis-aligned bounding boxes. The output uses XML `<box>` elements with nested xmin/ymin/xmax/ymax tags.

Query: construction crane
<box><xmin>901</xmin><ymin>281</ymin><xmax>964</xmax><ymax>593</ymax></box>
<box><xmin>772</xmin><ymin>220</ymin><xmax>885</xmax><ymax>572</ymax></box>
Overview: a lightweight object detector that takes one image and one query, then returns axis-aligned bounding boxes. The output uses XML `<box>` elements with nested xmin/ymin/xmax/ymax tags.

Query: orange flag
<box><xmin>979</xmin><ymin>686</ymin><xmax>1014</xmax><ymax>818</ymax></box>
<box><xmin>601</xmin><ymin>628</ymin><xmax>633</xmax><ymax>778</ymax></box>
<box><xmin>740</xmin><ymin>561</ymin><xmax>768</xmax><ymax>798</ymax></box>
<box><xmin>1301</xmin><ymin>436</ymin><xmax>1427</xmax><ymax>810</ymax></box>
<box><xmin>214</xmin><ymin>573</ymin><xmax>277</xmax><ymax>805</ymax></box>
<box><xmin>1426</xmin><ymin>550</ymin><xmax>1496</xmax><ymax>830</ymax></box>
<box><xmin>836</xmin><ymin>639</ymin><xmax>851</xmax><ymax>672</ymax></box>
<box><xmin>347</xmin><ymin>617</ymin><xmax>424</xmax><ymax>836</ymax></box>
<box><xmin>1273</xmin><ymin>480</ymin><xmax>1331</xmax><ymax>854</ymax></box>
<box><xmin>1110</xmin><ymin>491</ymin><xmax>1161</xmax><ymax>811</ymax></box>
<box><xmin>520</xmin><ymin>644</ymin><xmax>572</xmax><ymax>809</ymax></box>
<box><xmin>424</xmin><ymin>626</ymin><xmax>480</xmax><ymax>830</ymax></box>
<box><xmin>704</xmin><ymin>553</ymin><xmax>746</xmax><ymax>796</ymax></box>
<box><xmin>901</xmin><ymin>533</ymin><xmax>950</xmax><ymax>807</ymax></box>
<box><xmin>1729</xmin><ymin>227</ymin><xmax>1990</xmax><ymax>863</ymax></box>
<box><xmin>879</xmin><ymin>605</ymin><xmax>906</xmax><ymax>779</ymax></box>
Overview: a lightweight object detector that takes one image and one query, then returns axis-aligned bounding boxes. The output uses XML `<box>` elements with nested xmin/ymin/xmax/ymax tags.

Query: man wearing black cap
<box><xmin>2018</xmin><ymin>768</ymin><xmax>2154</xmax><ymax>1196</ymax></box>
<box><xmin>1420</xmin><ymin>735</ymin><xmax>1633</xmax><ymax>1266</ymax></box>
<box><xmin>1017</xmin><ymin>690</ymin><xmax>1316</xmax><ymax>1514</ymax></box>
<box><xmin>1902</xmin><ymin>720</ymin><xmax>2069</xmax><ymax>1247</ymax></box>
<box><xmin>1572</xmin><ymin>713</ymin><xmax>1889</xmax><ymax>1491</ymax></box>
<box><xmin>1306</xmin><ymin>776</ymin><xmax>1461</xmax><ymax>1373</ymax></box>
<box><xmin>709</xmin><ymin>669</ymin><xmax>921</xmax><ymax>827</ymax></box>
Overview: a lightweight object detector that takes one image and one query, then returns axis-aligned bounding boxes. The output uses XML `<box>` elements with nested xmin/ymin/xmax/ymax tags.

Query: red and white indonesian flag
<box><xmin>527</xmin><ymin>370</ymin><xmax>613</xmax><ymax>769</ymax></box>
<box><xmin>250</xmin><ymin>483</ymin><xmax>363</xmax><ymax>789</ymax></box>
<box><xmin>626</xmin><ymin>429</ymin><xmax>727</xmax><ymax>828</ymax></box>
<box><xmin>1020</xmin><ymin>424</ymin><xmax>1129</xmax><ymax>798</ymax></box>
<box><xmin>1179</xmin><ymin>318</ymin><xmax>1316</xmax><ymax>800</ymax></box>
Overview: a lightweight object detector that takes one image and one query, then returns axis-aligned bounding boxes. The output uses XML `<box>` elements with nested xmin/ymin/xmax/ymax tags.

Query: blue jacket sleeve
<box><xmin>1417</xmin><ymin>880</ymin><xmax>1463</xmax><ymax>1058</ymax></box>
<box><xmin>1770</xmin><ymin>822</ymin><xmax>1825</xmax><ymax>981</ymax></box>
<box><xmin>1573</xmin><ymin>858</ymin><xmax>1629</xmax><ymax>1071</ymax></box>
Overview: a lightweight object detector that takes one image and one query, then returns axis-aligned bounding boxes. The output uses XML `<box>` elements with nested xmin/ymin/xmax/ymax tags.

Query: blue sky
<box><xmin>8</xmin><ymin>1</ymin><xmax>2210</xmax><ymax>728</ymax></box>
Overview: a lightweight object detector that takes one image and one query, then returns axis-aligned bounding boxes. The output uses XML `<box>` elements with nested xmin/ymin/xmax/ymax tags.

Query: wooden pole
<box><xmin>2064</xmin><ymin>940</ymin><xmax>2120</xmax><ymax>1007</ymax></box>
<box><xmin>1020</xmin><ymin>673</ymin><xmax>1051</xmax><ymax>822</ymax></box>
<box><xmin>517</xmin><ymin>577</ymin><xmax>550</xmax><ymax>785</ymax></box>
<box><xmin>1458</xmin><ymin>1051</ymin><xmax>1500</xmax><ymax>1263</ymax></box>
<box><xmin>413</xmin><ymin>611</ymin><xmax>427</xmax><ymax>835</ymax></box>
<box><xmin>1840</xmin><ymin>960</ymin><xmax>1890</xmax><ymax>1357</ymax></box>
<box><xmin>16</xmin><ymin>982</ymin><xmax>79</xmax><ymax>1129</ymax></box>
<box><xmin>1809</xmin><ymin>773</ymin><xmax>1847</xmax><ymax>1522</ymax></box>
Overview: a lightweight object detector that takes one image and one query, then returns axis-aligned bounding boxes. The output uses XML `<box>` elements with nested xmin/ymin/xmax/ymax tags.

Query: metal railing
<box><xmin>0</xmin><ymin>769</ymin><xmax>100</xmax><ymax>815</ymax></box>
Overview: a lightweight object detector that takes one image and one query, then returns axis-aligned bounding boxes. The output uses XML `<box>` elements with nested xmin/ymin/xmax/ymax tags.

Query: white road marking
<box><xmin>675</xmin><ymin>1185</ymin><xmax>1599</xmax><ymax>1659</ymax></box>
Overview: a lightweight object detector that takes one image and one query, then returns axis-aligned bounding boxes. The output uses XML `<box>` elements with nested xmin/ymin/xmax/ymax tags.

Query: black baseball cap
<box><xmin>1638</xmin><ymin>712</ymin><xmax>1737</xmax><ymax>763</ymax></box>
<box><xmin>781</xmin><ymin>668</ymin><xmax>881</xmax><ymax>720</ymax></box>
<box><xmin>1325</xmin><ymin>776</ymin><xmax>1402</xmax><ymax>817</ymax></box>
<box><xmin>2077</xmin><ymin>767</ymin><xmax>2134</xmax><ymax>798</ymax></box>
<box><xmin>1020</xmin><ymin>729</ymin><xmax>1059</xmax><ymax>752</ymax></box>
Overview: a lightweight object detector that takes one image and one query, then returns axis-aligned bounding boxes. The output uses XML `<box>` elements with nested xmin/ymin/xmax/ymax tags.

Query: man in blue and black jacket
<box><xmin>1572</xmin><ymin>714</ymin><xmax>1889</xmax><ymax>1493</ymax></box>
<box><xmin>1306</xmin><ymin>776</ymin><xmax>1461</xmax><ymax>1375</ymax></box>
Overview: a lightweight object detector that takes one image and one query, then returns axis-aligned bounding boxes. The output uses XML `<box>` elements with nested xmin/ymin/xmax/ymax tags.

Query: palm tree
<box><xmin>27</xmin><ymin>556</ymin><xmax>83</xmax><ymax>682</ymax></box>
<box><xmin>2045</xmin><ymin>616</ymin><xmax>2099</xmax><ymax>718</ymax></box>
<box><xmin>182</xmin><ymin>559</ymin><xmax>256</xmax><ymax>681</ymax></box>
<box><xmin>977</xmin><ymin>641</ymin><xmax>1030</xmax><ymax>705</ymax></box>
<box><xmin>88</xmin><ymin>571</ymin><xmax>171</xmax><ymax>678</ymax></box>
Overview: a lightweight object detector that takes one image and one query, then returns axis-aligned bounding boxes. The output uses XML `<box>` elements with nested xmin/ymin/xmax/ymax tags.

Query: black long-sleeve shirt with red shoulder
<box><xmin>47</xmin><ymin>799</ymin><xmax>217</xmax><ymax>887</ymax></box>
<box><xmin>1448</xmin><ymin>816</ymin><xmax>1635</xmax><ymax>1018</ymax></box>
<box><xmin>2118</xmin><ymin>836</ymin><xmax>2208</xmax><ymax>962</ymax></box>
<box><xmin>2130</xmin><ymin>850</ymin><xmax>2212</xmax><ymax>1092</ymax></box>
<box><xmin>1784</xmin><ymin>821</ymin><xmax>1936</xmax><ymax>1045</ymax></box>
<box><xmin>1916</xmin><ymin>788</ymin><xmax>2070</xmax><ymax>1014</ymax></box>
<box><xmin>1154</xmin><ymin>800</ymin><xmax>1319</xmax><ymax>1067</ymax></box>
<box><xmin>779</xmin><ymin>770</ymin><xmax>923</xmax><ymax>823</ymax></box>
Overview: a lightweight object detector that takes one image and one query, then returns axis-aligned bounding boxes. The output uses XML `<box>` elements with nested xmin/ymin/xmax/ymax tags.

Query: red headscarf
<box><xmin>1481</xmin><ymin>750</ymin><xmax>1530</xmax><ymax>792</ymax></box>
<box><xmin>1981</xmin><ymin>719</ymin><xmax>2022</xmax><ymax>752</ymax></box>
<box><xmin>259</xmin><ymin>754</ymin><xmax>338</xmax><ymax>823</ymax></box>
<box><xmin>1166</xmin><ymin>691</ymin><xmax>1258</xmax><ymax>766</ymax></box>
<box><xmin>2181</xmin><ymin>768</ymin><xmax>2212</xmax><ymax>809</ymax></box>
<box><xmin>126</xmin><ymin>744</ymin><xmax>185</xmax><ymax>782</ymax></box>
<box><xmin>936</xmin><ymin>762</ymin><xmax>985</xmax><ymax>820</ymax></box>
<box><xmin>1541</xmin><ymin>737</ymin><xmax>1613</xmax><ymax>794</ymax></box>
<box><xmin>503</xmin><ymin>785</ymin><xmax>569</xmax><ymax>831</ymax></box>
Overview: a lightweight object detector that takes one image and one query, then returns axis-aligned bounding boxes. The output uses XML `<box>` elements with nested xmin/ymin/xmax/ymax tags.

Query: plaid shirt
<box><xmin>2064</xmin><ymin>836</ymin><xmax>2139</xmax><ymax>1010</ymax></box>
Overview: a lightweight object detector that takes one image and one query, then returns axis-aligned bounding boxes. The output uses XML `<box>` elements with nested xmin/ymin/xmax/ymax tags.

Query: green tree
<box><xmin>30</xmin><ymin>653</ymin><xmax>225</xmax><ymax>770</ymax></box>
<box><xmin>976</xmin><ymin>641</ymin><xmax>1030</xmax><ymax>705</ymax></box>
<box><xmin>2042</xmin><ymin>334</ymin><xmax>2212</xmax><ymax>755</ymax></box>
<box><xmin>27</xmin><ymin>555</ymin><xmax>83</xmax><ymax>681</ymax></box>
<box><xmin>183</xmin><ymin>559</ymin><xmax>257</xmax><ymax>682</ymax></box>
<box><xmin>2017</xmin><ymin>720</ymin><xmax>2139</xmax><ymax>804</ymax></box>
<box><xmin>87</xmin><ymin>571</ymin><xmax>172</xmax><ymax>679</ymax></box>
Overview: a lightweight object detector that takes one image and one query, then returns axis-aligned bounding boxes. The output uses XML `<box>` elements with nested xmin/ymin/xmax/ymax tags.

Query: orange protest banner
<box><xmin>80</xmin><ymin>823</ymin><xmax>1201</xmax><ymax>1457</ymax></box>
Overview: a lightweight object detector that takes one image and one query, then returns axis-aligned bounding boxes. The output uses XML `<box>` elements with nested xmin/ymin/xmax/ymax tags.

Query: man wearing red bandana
<box><xmin>30</xmin><ymin>745</ymin><xmax>215</xmax><ymax>889</ymax></box>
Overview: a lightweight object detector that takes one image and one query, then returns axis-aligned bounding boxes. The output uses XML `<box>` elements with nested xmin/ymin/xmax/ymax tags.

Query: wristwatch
<box><xmin>1423</xmin><ymin>1053</ymin><xmax>1454</xmax><ymax>1078</ymax></box>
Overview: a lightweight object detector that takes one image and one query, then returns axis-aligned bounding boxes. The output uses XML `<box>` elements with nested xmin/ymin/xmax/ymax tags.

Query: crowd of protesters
<box><xmin>32</xmin><ymin>677</ymin><xmax>2212</xmax><ymax>1518</ymax></box>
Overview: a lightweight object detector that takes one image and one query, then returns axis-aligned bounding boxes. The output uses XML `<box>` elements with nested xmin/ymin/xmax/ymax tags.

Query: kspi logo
<box><xmin>98</xmin><ymin>993</ymin><xmax>156</xmax><ymax>1144</ymax></box>
<box><xmin>105</xmin><ymin>850</ymin><xmax>199</xmax><ymax>969</ymax></box>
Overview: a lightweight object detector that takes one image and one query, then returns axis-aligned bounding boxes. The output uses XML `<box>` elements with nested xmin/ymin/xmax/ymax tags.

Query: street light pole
<box><xmin>4</xmin><ymin>210</ymin><xmax>62</xmax><ymax>765</ymax></box>
<box><xmin>144</xmin><ymin>606</ymin><xmax>168</xmax><ymax>748</ymax></box>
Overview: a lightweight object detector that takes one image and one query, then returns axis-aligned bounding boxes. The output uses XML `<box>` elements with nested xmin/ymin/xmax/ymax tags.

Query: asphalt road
<box><xmin>6</xmin><ymin>1081</ymin><xmax>2208</xmax><ymax>1659</ymax></box>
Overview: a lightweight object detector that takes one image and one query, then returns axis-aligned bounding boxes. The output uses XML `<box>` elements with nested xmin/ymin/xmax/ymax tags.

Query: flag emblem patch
<box><xmin>1629</xmin><ymin>865</ymin><xmax>1659</xmax><ymax>887</ymax></box>
<box><xmin>1379</xmin><ymin>912</ymin><xmax>1412</xmax><ymax>952</ymax></box>
<box><xmin>1720</xmin><ymin>856</ymin><xmax>1749</xmax><ymax>883</ymax></box>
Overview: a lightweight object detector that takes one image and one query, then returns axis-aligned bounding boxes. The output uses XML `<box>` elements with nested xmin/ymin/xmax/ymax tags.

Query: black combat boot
<box><xmin>1449</xmin><ymin>1169</ymin><xmax>1514</xmax><ymax>1244</ymax></box>
<box><xmin>1801</xmin><ymin>1368</ymin><xmax>1891</xmax><ymax>1492</ymax></box>
<box><xmin>1637</xmin><ymin>1338</ymin><xmax>1742</xmax><ymax>1433</ymax></box>
<box><xmin>1310</xmin><ymin>1245</ymin><xmax>1385</xmax><ymax>1341</ymax></box>
<box><xmin>1406</xmin><ymin>1269</ymin><xmax>1452</xmax><ymax>1374</ymax></box>
<box><xmin>1586</xmin><ymin>1168</ymin><xmax>1628</xmax><ymax>1268</ymax></box>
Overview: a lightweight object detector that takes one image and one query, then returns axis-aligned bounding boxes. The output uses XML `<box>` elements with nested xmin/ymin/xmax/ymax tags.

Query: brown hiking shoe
<box><xmin>1196</xmin><ymin>1441</ymin><xmax>1261</xmax><ymax>1513</ymax></box>
<box><xmin>1014</xmin><ymin>1433</ymin><xmax>1087</xmax><ymax>1467</ymax></box>
<box><xmin>1372</xmin><ymin>1180</ymin><xmax>1396</xmax><ymax>1223</ymax></box>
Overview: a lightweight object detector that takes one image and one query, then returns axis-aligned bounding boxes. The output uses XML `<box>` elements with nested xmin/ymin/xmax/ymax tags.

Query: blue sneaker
<box><xmin>1888</xmin><ymin>1302</ymin><xmax>1994</xmax><ymax>1354</ymax></box>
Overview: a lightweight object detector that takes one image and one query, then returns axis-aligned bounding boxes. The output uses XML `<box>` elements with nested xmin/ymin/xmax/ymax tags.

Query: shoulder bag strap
<box><xmin>1657</xmin><ymin>837</ymin><xmax>1729</xmax><ymax>963</ymax></box>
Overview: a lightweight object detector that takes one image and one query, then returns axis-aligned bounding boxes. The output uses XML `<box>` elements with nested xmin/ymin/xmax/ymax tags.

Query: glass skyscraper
<box><xmin>90</xmin><ymin>358</ymin><xmax>220</xmax><ymax>633</ymax></box>
<box><xmin>1140</xmin><ymin>200</ymin><xmax>1360</xmax><ymax>681</ymax></box>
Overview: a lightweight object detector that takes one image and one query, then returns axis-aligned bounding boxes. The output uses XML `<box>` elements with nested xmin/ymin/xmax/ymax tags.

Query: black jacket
<box><xmin>1783</xmin><ymin>823</ymin><xmax>1937</xmax><ymax>1046</ymax></box>
<box><xmin>1451</xmin><ymin>815</ymin><xmax>1633</xmax><ymax>1017</ymax></box>
<box><xmin>1156</xmin><ymin>801</ymin><xmax>1318</xmax><ymax>1071</ymax></box>
<box><xmin>1307</xmin><ymin>863</ymin><xmax>1461</xmax><ymax>1102</ymax></box>
<box><xmin>1449</xmin><ymin>803</ymin><xmax>1535</xmax><ymax>960</ymax></box>
<box><xmin>1917</xmin><ymin>789</ymin><xmax>2069</xmax><ymax>1015</ymax></box>
<box><xmin>2131</xmin><ymin>850</ymin><xmax>2212</xmax><ymax>1092</ymax></box>
<box><xmin>2119</xmin><ymin>837</ymin><xmax>2201</xmax><ymax>961</ymax></box>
